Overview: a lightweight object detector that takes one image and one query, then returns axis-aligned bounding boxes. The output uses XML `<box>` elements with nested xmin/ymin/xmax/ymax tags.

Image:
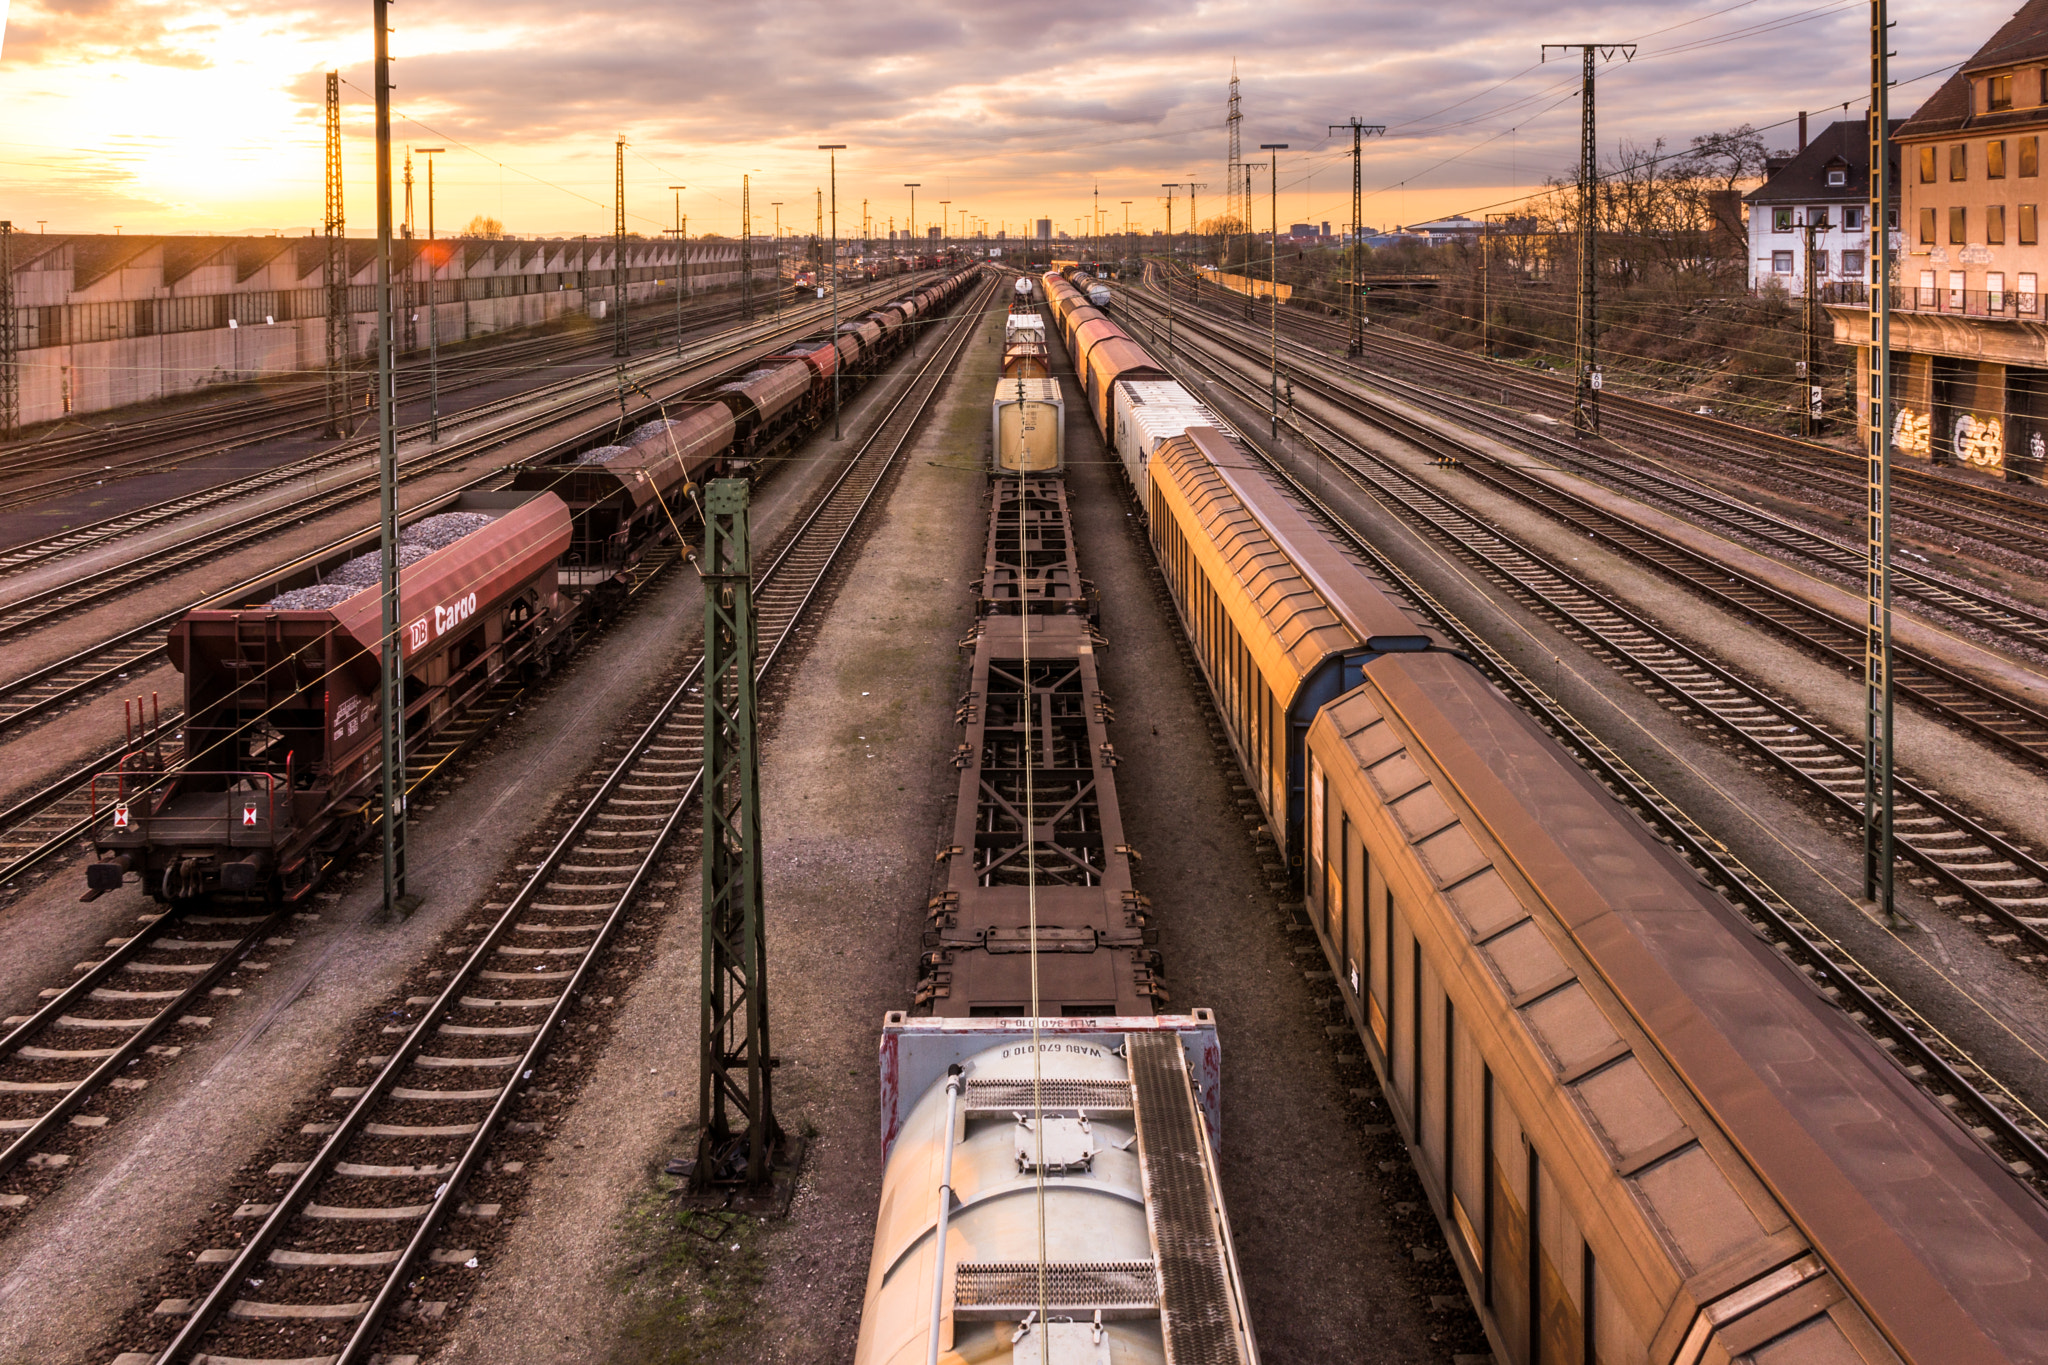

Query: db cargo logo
<box><xmin>433</xmin><ymin>592</ymin><xmax>478</xmax><ymax>638</ymax></box>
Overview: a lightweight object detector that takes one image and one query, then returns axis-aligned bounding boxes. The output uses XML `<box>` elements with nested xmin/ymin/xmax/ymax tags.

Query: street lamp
<box><xmin>668</xmin><ymin>185</ymin><xmax>687</xmax><ymax>356</ymax></box>
<box><xmin>770</xmin><ymin>202</ymin><xmax>783</xmax><ymax>313</ymax></box>
<box><xmin>416</xmin><ymin>148</ymin><xmax>446</xmax><ymax>441</ymax></box>
<box><xmin>821</xmin><ymin>145</ymin><xmax>846</xmax><ymax>438</ymax></box>
<box><xmin>1261</xmin><ymin>143</ymin><xmax>1289</xmax><ymax>437</ymax></box>
<box><xmin>904</xmin><ymin>184</ymin><xmax>919</xmax><ymax>264</ymax></box>
<box><xmin>1121</xmin><ymin>201</ymin><xmax>1132</xmax><ymax>274</ymax></box>
<box><xmin>939</xmin><ymin>200</ymin><xmax>951</xmax><ymax>259</ymax></box>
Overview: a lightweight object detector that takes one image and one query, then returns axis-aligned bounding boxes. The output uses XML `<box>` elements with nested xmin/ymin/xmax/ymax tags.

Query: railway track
<box><xmin>0</xmin><ymin>278</ymin><xmax>906</xmax><ymax>591</ymax></box>
<box><xmin>1166</xmin><ymin>264</ymin><xmax>2048</xmax><ymax>557</ymax></box>
<box><xmin>1118</xmin><ymin>299</ymin><xmax>2048</xmax><ymax>1214</ymax></box>
<box><xmin>0</xmin><ymin>284</ymin><xmax>802</xmax><ymax>510</ymax></box>
<box><xmin>1152</xmin><ymin>276</ymin><xmax>2048</xmax><ymax>658</ymax></box>
<box><xmin>1138</xmin><ymin>288</ymin><xmax>2048</xmax><ymax>770</ymax></box>
<box><xmin>108</xmin><ymin>270</ymin><xmax>995</xmax><ymax>1365</ymax></box>
<box><xmin>0</xmin><ymin>278</ymin><xmax>913</xmax><ymax>746</ymax></box>
<box><xmin>1121</xmin><ymin>293</ymin><xmax>2048</xmax><ymax>960</ymax></box>
<box><xmin>0</xmin><ymin>543</ymin><xmax>681</xmax><ymax>1212</ymax></box>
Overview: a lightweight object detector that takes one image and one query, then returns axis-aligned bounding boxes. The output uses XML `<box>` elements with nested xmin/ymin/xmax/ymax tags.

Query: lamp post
<box><xmin>1121</xmin><ymin>201</ymin><xmax>1132</xmax><ymax>274</ymax></box>
<box><xmin>770</xmin><ymin>202</ymin><xmax>783</xmax><ymax>312</ymax></box>
<box><xmin>1261</xmin><ymin>143</ymin><xmax>1289</xmax><ymax>437</ymax></box>
<box><xmin>904</xmin><ymin>184</ymin><xmax>919</xmax><ymax>265</ymax></box>
<box><xmin>1162</xmin><ymin>184</ymin><xmax>1180</xmax><ymax>360</ymax></box>
<box><xmin>940</xmin><ymin>200</ymin><xmax>951</xmax><ymax>259</ymax></box>
<box><xmin>668</xmin><ymin>186</ymin><xmax>687</xmax><ymax>356</ymax></box>
<box><xmin>417</xmin><ymin>148</ymin><xmax>445</xmax><ymax>441</ymax></box>
<box><xmin>821</xmin><ymin>145</ymin><xmax>846</xmax><ymax>437</ymax></box>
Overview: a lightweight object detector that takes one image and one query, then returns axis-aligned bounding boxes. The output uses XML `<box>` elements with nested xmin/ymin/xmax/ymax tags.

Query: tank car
<box><xmin>859</xmin><ymin>1014</ymin><xmax>1253</xmax><ymax>1365</ymax></box>
<box><xmin>87</xmin><ymin>491</ymin><xmax>572</xmax><ymax>903</ymax></box>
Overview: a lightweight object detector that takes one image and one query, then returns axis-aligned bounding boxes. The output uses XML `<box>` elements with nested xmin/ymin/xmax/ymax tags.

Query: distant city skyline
<box><xmin>0</xmin><ymin>0</ymin><xmax>2021</xmax><ymax>240</ymax></box>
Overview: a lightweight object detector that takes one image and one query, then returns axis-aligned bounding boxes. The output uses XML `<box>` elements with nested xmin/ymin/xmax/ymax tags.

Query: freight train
<box><xmin>857</xmin><ymin>292</ymin><xmax>1255</xmax><ymax>1363</ymax></box>
<box><xmin>1027</xmin><ymin>265</ymin><xmax>2048</xmax><ymax>1363</ymax></box>
<box><xmin>85</xmin><ymin>268</ymin><xmax>984</xmax><ymax>906</ymax></box>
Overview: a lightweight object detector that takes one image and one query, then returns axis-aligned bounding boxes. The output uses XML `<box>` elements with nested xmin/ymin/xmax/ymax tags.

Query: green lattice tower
<box><xmin>695</xmin><ymin>478</ymin><xmax>779</xmax><ymax>1192</ymax></box>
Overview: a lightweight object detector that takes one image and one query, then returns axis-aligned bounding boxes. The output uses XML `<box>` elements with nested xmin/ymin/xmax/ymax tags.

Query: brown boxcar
<box><xmin>1302</xmin><ymin>656</ymin><xmax>2048</xmax><ymax>1364</ymax></box>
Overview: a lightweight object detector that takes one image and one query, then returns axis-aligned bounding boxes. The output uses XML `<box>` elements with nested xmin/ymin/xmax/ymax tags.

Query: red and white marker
<box><xmin>112</xmin><ymin>804</ymin><xmax>129</xmax><ymax>829</ymax></box>
<box><xmin>242</xmin><ymin>805</ymin><xmax>259</xmax><ymax>827</ymax></box>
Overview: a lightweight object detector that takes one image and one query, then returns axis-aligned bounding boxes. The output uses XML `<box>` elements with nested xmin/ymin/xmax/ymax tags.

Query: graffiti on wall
<box><xmin>1891</xmin><ymin>407</ymin><xmax>1931</xmax><ymax>456</ymax></box>
<box><xmin>1953</xmin><ymin>414</ymin><xmax>2005</xmax><ymax>469</ymax></box>
<box><xmin>1890</xmin><ymin>406</ymin><xmax>2007</xmax><ymax>470</ymax></box>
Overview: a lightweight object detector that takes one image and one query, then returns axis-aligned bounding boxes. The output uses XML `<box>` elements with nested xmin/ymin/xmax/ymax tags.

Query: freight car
<box><xmin>856</xmin><ymin>1014</ymin><xmax>1254</xmax><ymax>1365</ymax></box>
<box><xmin>915</xmin><ymin>474</ymin><xmax>1155</xmax><ymax>1014</ymax></box>
<box><xmin>1062</xmin><ymin>280</ymin><xmax>2048</xmax><ymax>1360</ymax></box>
<box><xmin>88</xmin><ymin>267</ymin><xmax>986</xmax><ymax>904</ymax></box>
<box><xmin>990</xmin><ymin>379</ymin><xmax>1063</xmax><ymax>474</ymax></box>
<box><xmin>88</xmin><ymin>491</ymin><xmax>572</xmax><ymax>903</ymax></box>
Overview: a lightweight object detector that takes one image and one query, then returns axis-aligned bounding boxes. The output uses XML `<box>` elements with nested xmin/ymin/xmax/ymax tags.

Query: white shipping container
<box><xmin>992</xmin><ymin>377</ymin><xmax>1066</xmax><ymax>474</ymax></box>
<box><xmin>1004</xmin><ymin>312</ymin><xmax>1046</xmax><ymax>346</ymax></box>
<box><xmin>1111</xmin><ymin>380</ymin><xmax>1218</xmax><ymax>501</ymax></box>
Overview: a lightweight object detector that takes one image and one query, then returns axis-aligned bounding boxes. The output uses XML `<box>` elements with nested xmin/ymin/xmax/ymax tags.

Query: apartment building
<box><xmin>1833</xmin><ymin>0</ymin><xmax>2048</xmax><ymax>481</ymax></box>
<box><xmin>1743</xmin><ymin>118</ymin><xmax>1901</xmax><ymax>294</ymax></box>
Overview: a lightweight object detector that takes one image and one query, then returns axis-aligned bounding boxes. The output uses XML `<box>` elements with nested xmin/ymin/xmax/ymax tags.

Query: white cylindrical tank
<box><xmin>855</xmin><ymin>1039</ymin><xmax>1164</xmax><ymax>1365</ymax></box>
<box><xmin>1014</xmin><ymin>276</ymin><xmax>1035</xmax><ymax>299</ymax></box>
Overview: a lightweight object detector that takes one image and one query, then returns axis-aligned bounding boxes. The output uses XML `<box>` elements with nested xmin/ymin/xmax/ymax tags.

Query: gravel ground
<box><xmin>1157</xmin><ymin>317</ymin><xmax>2048</xmax><ymax>1136</ymax></box>
<box><xmin>0</xmin><ymin>316</ymin><xmax>893</xmax><ymax>1362</ymax></box>
<box><xmin>432</xmin><ymin>288</ymin><xmax>1000</xmax><ymax>1365</ymax></box>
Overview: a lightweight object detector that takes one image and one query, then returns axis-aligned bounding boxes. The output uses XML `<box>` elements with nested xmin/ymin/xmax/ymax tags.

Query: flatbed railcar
<box><xmin>1055</xmin><ymin>283</ymin><xmax>2048</xmax><ymax>1360</ymax></box>
<box><xmin>85</xmin><ymin>266</ymin><xmax>985</xmax><ymax>905</ymax></box>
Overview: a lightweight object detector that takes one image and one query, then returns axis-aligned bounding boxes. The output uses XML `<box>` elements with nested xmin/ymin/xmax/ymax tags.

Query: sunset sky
<box><xmin>0</xmin><ymin>0</ymin><xmax>2021</xmax><ymax>241</ymax></box>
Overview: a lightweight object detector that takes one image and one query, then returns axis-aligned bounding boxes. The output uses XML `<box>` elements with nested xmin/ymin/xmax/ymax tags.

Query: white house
<box><xmin>1742</xmin><ymin>117</ymin><xmax>1904</xmax><ymax>294</ymax></box>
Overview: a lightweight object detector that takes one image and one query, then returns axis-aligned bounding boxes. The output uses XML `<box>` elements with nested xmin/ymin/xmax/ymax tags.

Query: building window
<box><xmin>1991</xmin><ymin>140</ymin><xmax>2008</xmax><ymax>178</ymax></box>
<box><xmin>2023</xmin><ymin>203</ymin><xmax>2039</xmax><ymax>245</ymax></box>
<box><xmin>1809</xmin><ymin>206</ymin><xmax>1832</xmax><ymax>229</ymax></box>
<box><xmin>1991</xmin><ymin>73</ymin><xmax>2015</xmax><ymax>110</ymax></box>
<box><xmin>2021</xmin><ymin>272</ymin><xmax>2039</xmax><ymax>311</ymax></box>
<box><xmin>1950</xmin><ymin>270</ymin><xmax>1966</xmax><ymax>308</ymax></box>
<box><xmin>1811</xmin><ymin>250</ymin><xmax>1830</xmax><ymax>275</ymax></box>
<box><xmin>1843</xmin><ymin>249</ymin><xmax>1866</xmax><ymax>278</ymax></box>
<box><xmin>1828</xmin><ymin>168</ymin><xmax>1847</xmax><ymax>187</ymax></box>
<box><xmin>1772</xmin><ymin>207</ymin><xmax>1793</xmax><ymax>232</ymax></box>
<box><xmin>2025</xmin><ymin>137</ymin><xmax>2041</xmax><ymax>177</ymax></box>
<box><xmin>1990</xmin><ymin>271</ymin><xmax>2007</xmax><ymax>309</ymax></box>
<box><xmin>1889</xmin><ymin>208</ymin><xmax>1900</xmax><ymax>229</ymax></box>
<box><xmin>1845</xmin><ymin>205</ymin><xmax>1864</xmax><ymax>231</ymax></box>
<box><xmin>1920</xmin><ymin>146</ymin><xmax>1937</xmax><ymax>182</ymax></box>
<box><xmin>1990</xmin><ymin>204</ymin><xmax>2008</xmax><ymax>244</ymax></box>
<box><xmin>1951</xmin><ymin>206</ymin><xmax>1968</xmax><ymax>243</ymax></box>
<box><xmin>1952</xmin><ymin>143</ymin><xmax>1969</xmax><ymax>180</ymax></box>
<box><xmin>1920</xmin><ymin>207</ymin><xmax>1937</xmax><ymax>244</ymax></box>
<box><xmin>1771</xmin><ymin>250</ymin><xmax>1794</xmax><ymax>273</ymax></box>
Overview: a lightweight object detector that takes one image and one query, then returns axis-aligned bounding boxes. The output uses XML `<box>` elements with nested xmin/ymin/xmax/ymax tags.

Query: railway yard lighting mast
<box><xmin>613</xmin><ymin>136</ymin><xmax>630</xmax><ymax>358</ymax></box>
<box><xmin>372</xmin><ymin>0</ymin><xmax>412</xmax><ymax>918</ymax></box>
<box><xmin>1260</xmin><ymin>143</ymin><xmax>1288</xmax><ymax>437</ymax></box>
<box><xmin>1543</xmin><ymin>42</ymin><xmax>1635</xmax><ymax>435</ymax></box>
<box><xmin>904</xmin><ymin>184</ymin><xmax>919</xmax><ymax>263</ymax></box>
<box><xmin>323</xmin><ymin>71</ymin><xmax>349</xmax><ymax>438</ymax></box>
<box><xmin>1121</xmin><ymin>200</ymin><xmax>1132</xmax><ymax>271</ymax></box>
<box><xmin>417</xmin><ymin>149</ymin><xmax>445</xmax><ymax>440</ymax></box>
<box><xmin>940</xmin><ymin>200</ymin><xmax>951</xmax><ymax>257</ymax></box>
<box><xmin>1162</xmin><ymin>184</ymin><xmax>1180</xmax><ymax>359</ymax></box>
<box><xmin>669</xmin><ymin>186</ymin><xmax>689</xmax><ymax>352</ymax></box>
<box><xmin>821</xmin><ymin>145</ymin><xmax>846</xmax><ymax>438</ymax></box>
<box><xmin>0</xmin><ymin>222</ymin><xmax>15</xmax><ymax>442</ymax></box>
<box><xmin>770</xmin><ymin>202</ymin><xmax>782</xmax><ymax>311</ymax></box>
<box><xmin>1864</xmin><ymin>0</ymin><xmax>1898</xmax><ymax>921</ymax></box>
<box><xmin>1329</xmin><ymin>119</ymin><xmax>1385</xmax><ymax>356</ymax></box>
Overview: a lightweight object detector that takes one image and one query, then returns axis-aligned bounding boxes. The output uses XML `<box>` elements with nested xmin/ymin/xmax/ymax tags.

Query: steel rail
<box><xmin>1139</xmin><ymin>290</ymin><xmax>2048</xmax><ymax>769</ymax></box>
<box><xmin>1122</xmin><ymin>298</ymin><xmax>2048</xmax><ymax>1206</ymax></box>
<box><xmin>139</xmin><ymin>270</ymin><xmax>994</xmax><ymax>1365</ymax></box>
<box><xmin>0</xmin><ymin>284</ymin><xmax>808</xmax><ymax>504</ymax></box>
<box><xmin>1121</xmin><ymin>293</ymin><xmax>2048</xmax><ymax>955</ymax></box>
